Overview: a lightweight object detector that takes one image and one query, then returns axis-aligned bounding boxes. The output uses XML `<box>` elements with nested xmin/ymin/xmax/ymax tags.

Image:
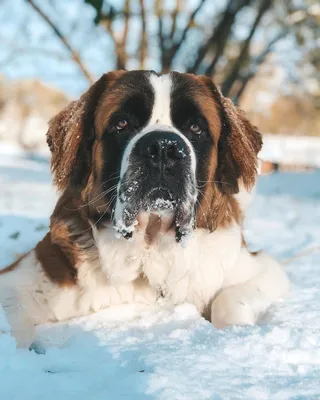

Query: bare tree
<box><xmin>82</xmin><ymin>0</ymin><xmax>290</xmax><ymax>101</ymax></box>
<box><xmin>21</xmin><ymin>0</ymin><xmax>318</xmax><ymax>103</ymax></box>
<box><xmin>26</xmin><ymin>0</ymin><xmax>95</xmax><ymax>84</ymax></box>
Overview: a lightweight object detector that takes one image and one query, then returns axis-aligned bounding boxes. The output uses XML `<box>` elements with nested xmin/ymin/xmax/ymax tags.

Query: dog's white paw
<box><xmin>211</xmin><ymin>289</ymin><xmax>256</xmax><ymax>329</ymax></box>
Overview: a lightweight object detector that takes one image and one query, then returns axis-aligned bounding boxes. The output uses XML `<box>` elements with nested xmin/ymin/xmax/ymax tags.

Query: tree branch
<box><xmin>155</xmin><ymin>0</ymin><xmax>166</xmax><ymax>72</ymax></box>
<box><xmin>169</xmin><ymin>0</ymin><xmax>182</xmax><ymax>41</ymax></box>
<box><xmin>187</xmin><ymin>0</ymin><xmax>251</xmax><ymax>73</ymax></box>
<box><xmin>168</xmin><ymin>0</ymin><xmax>207</xmax><ymax>67</ymax></box>
<box><xmin>26</xmin><ymin>0</ymin><xmax>94</xmax><ymax>84</ymax></box>
<box><xmin>118</xmin><ymin>0</ymin><xmax>130</xmax><ymax>69</ymax></box>
<box><xmin>122</xmin><ymin>0</ymin><xmax>130</xmax><ymax>47</ymax></box>
<box><xmin>233</xmin><ymin>30</ymin><xmax>288</xmax><ymax>104</ymax></box>
<box><xmin>221</xmin><ymin>0</ymin><xmax>273</xmax><ymax>96</ymax></box>
<box><xmin>103</xmin><ymin>18</ymin><xmax>123</xmax><ymax>69</ymax></box>
<box><xmin>99</xmin><ymin>9</ymin><xmax>140</xmax><ymax>22</ymax></box>
<box><xmin>139</xmin><ymin>0</ymin><xmax>147</xmax><ymax>69</ymax></box>
<box><xmin>101</xmin><ymin>9</ymin><xmax>128</xmax><ymax>69</ymax></box>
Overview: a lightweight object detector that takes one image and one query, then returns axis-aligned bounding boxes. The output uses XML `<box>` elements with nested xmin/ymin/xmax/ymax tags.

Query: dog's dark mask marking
<box><xmin>46</xmin><ymin>70</ymin><xmax>262</xmax><ymax>246</ymax></box>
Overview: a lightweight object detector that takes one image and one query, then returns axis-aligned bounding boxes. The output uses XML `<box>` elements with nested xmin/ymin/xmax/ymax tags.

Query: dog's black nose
<box><xmin>136</xmin><ymin>131</ymin><xmax>187</xmax><ymax>166</ymax></box>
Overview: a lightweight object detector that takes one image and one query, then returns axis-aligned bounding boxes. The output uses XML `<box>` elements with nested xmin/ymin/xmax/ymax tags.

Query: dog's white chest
<box><xmin>92</xmin><ymin>224</ymin><xmax>242</xmax><ymax>313</ymax></box>
<box><xmin>0</xmin><ymin>224</ymin><xmax>242</xmax><ymax>326</ymax></box>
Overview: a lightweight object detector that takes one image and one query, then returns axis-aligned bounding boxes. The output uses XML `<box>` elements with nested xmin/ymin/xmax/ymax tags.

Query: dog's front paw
<box><xmin>211</xmin><ymin>289</ymin><xmax>256</xmax><ymax>329</ymax></box>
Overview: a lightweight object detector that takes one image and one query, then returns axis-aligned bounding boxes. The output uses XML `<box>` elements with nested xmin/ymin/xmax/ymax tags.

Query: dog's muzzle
<box><xmin>113</xmin><ymin>130</ymin><xmax>197</xmax><ymax>242</ymax></box>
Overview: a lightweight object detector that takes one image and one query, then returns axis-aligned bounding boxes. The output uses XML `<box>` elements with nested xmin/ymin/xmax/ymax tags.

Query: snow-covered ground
<box><xmin>0</xmin><ymin>147</ymin><xmax>320</xmax><ymax>400</ymax></box>
<box><xmin>261</xmin><ymin>135</ymin><xmax>320</xmax><ymax>168</ymax></box>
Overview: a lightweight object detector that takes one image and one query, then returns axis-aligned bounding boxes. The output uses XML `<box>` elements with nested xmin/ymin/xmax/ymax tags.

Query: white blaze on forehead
<box><xmin>149</xmin><ymin>73</ymin><xmax>172</xmax><ymax>125</ymax></box>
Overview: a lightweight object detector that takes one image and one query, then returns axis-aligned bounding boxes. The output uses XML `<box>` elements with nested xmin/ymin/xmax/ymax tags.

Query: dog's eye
<box><xmin>116</xmin><ymin>120</ymin><xmax>128</xmax><ymax>131</ymax></box>
<box><xmin>189</xmin><ymin>123</ymin><xmax>202</xmax><ymax>135</ymax></box>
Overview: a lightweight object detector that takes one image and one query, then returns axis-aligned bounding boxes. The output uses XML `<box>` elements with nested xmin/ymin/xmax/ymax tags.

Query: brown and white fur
<box><xmin>0</xmin><ymin>71</ymin><xmax>289</xmax><ymax>347</ymax></box>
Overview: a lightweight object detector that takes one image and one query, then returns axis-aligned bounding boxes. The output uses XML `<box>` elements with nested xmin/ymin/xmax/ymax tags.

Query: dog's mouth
<box><xmin>143</xmin><ymin>188</ymin><xmax>176</xmax><ymax>211</ymax></box>
<box><xmin>113</xmin><ymin>185</ymin><xmax>196</xmax><ymax>243</ymax></box>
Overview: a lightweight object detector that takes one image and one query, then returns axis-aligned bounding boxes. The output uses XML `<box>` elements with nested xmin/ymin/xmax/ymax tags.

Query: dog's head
<box><xmin>47</xmin><ymin>71</ymin><xmax>262</xmax><ymax>242</ymax></box>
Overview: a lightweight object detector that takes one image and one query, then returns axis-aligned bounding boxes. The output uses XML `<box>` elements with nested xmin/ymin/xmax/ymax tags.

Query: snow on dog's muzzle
<box><xmin>113</xmin><ymin>130</ymin><xmax>197</xmax><ymax>242</ymax></box>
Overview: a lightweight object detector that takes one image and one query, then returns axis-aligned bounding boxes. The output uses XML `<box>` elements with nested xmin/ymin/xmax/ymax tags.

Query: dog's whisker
<box><xmin>64</xmin><ymin>184</ymin><xmax>119</xmax><ymax>212</ymax></box>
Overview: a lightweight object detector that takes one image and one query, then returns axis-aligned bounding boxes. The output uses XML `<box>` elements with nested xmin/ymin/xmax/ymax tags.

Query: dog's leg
<box><xmin>2</xmin><ymin>300</ymin><xmax>35</xmax><ymax>348</ymax></box>
<box><xmin>211</xmin><ymin>251</ymin><xmax>290</xmax><ymax>328</ymax></box>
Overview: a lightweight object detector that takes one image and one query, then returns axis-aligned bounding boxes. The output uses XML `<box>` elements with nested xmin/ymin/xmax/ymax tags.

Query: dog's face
<box><xmin>47</xmin><ymin>71</ymin><xmax>262</xmax><ymax>242</ymax></box>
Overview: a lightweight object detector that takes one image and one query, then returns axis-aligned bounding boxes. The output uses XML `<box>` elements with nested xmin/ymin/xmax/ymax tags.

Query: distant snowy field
<box><xmin>0</xmin><ymin>146</ymin><xmax>320</xmax><ymax>400</ymax></box>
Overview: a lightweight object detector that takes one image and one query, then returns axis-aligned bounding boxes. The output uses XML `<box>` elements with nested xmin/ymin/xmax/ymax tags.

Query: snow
<box><xmin>1</xmin><ymin>147</ymin><xmax>320</xmax><ymax>399</ymax></box>
<box><xmin>261</xmin><ymin>135</ymin><xmax>320</xmax><ymax>168</ymax></box>
<box><xmin>152</xmin><ymin>198</ymin><xmax>176</xmax><ymax>210</ymax></box>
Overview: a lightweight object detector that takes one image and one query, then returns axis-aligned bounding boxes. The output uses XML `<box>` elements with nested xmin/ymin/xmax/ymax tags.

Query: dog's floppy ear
<box><xmin>47</xmin><ymin>74</ymin><xmax>109</xmax><ymax>192</ymax></box>
<box><xmin>214</xmin><ymin>92</ymin><xmax>263</xmax><ymax>195</ymax></box>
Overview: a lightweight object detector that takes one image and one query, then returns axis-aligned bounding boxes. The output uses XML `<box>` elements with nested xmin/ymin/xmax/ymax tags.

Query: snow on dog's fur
<box><xmin>0</xmin><ymin>71</ymin><xmax>289</xmax><ymax>347</ymax></box>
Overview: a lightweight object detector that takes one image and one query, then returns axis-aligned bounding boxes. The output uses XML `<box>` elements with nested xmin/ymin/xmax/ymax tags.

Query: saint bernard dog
<box><xmin>0</xmin><ymin>71</ymin><xmax>289</xmax><ymax>347</ymax></box>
